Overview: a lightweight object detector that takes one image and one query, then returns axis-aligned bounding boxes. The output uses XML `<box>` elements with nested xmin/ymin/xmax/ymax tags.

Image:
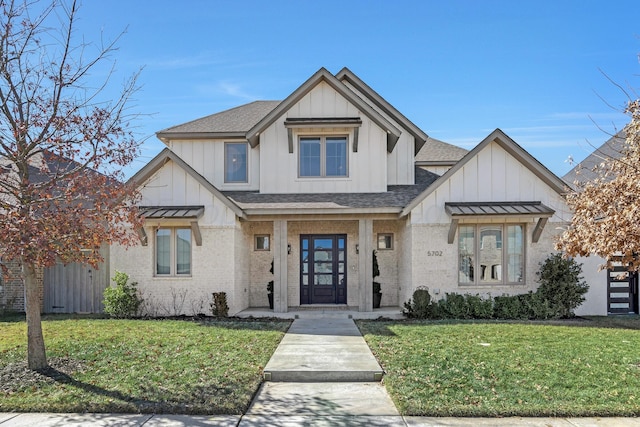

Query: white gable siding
<box><xmin>139</xmin><ymin>160</ymin><xmax>237</xmax><ymax>227</ymax></box>
<box><xmin>259</xmin><ymin>82</ymin><xmax>388</xmax><ymax>193</ymax></box>
<box><xmin>342</xmin><ymin>80</ymin><xmax>415</xmax><ymax>185</ymax></box>
<box><xmin>410</xmin><ymin>141</ymin><xmax>571</xmax><ymax>224</ymax></box>
<box><xmin>169</xmin><ymin>139</ymin><xmax>260</xmax><ymax>192</ymax></box>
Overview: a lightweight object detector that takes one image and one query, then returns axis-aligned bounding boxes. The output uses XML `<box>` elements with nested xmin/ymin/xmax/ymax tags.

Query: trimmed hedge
<box><xmin>403</xmin><ymin>254</ymin><xmax>589</xmax><ymax>320</ymax></box>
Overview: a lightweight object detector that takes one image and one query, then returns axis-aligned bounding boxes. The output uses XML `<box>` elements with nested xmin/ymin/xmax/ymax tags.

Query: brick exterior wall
<box><xmin>110</xmin><ymin>224</ymin><xmax>247</xmax><ymax>316</ymax></box>
<box><xmin>407</xmin><ymin>220</ymin><xmax>562</xmax><ymax>304</ymax></box>
<box><xmin>0</xmin><ymin>258</ymin><xmax>44</xmax><ymax>313</ymax></box>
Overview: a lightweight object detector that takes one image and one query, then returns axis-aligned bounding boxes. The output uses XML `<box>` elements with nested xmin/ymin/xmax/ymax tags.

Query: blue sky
<box><xmin>74</xmin><ymin>0</ymin><xmax>639</xmax><ymax>178</ymax></box>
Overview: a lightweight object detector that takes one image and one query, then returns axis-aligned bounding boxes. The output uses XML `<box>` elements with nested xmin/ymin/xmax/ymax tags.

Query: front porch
<box><xmin>243</xmin><ymin>216</ymin><xmax>405</xmax><ymax>314</ymax></box>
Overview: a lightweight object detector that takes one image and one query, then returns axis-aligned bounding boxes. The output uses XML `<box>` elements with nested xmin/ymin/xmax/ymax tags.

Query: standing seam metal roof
<box><xmin>444</xmin><ymin>202</ymin><xmax>555</xmax><ymax>216</ymax></box>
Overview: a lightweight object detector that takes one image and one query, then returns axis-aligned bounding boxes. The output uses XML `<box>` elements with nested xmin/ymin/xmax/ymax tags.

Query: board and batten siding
<box><xmin>259</xmin><ymin>81</ymin><xmax>388</xmax><ymax>193</ymax></box>
<box><xmin>139</xmin><ymin>160</ymin><xmax>237</xmax><ymax>227</ymax></box>
<box><xmin>169</xmin><ymin>139</ymin><xmax>260</xmax><ymax>192</ymax></box>
<box><xmin>410</xmin><ymin>141</ymin><xmax>571</xmax><ymax>225</ymax></box>
<box><xmin>341</xmin><ymin>80</ymin><xmax>415</xmax><ymax>186</ymax></box>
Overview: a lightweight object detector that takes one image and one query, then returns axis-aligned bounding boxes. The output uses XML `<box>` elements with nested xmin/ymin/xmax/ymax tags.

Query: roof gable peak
<box><xmin>401</xmin><ymin>128</ymin><xmax>568</xmax><ymax>217</ymax></box>
<box><xmin>245</xmin><ymin>67</ymin><xmax>402</xmax><ymax>152</ymax></box>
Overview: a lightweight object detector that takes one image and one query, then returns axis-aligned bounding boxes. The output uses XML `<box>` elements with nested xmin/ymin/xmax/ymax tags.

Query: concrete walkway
<box><xmin>262</xmin><ymin>317</ymin><xmax>383</xmax><ymax>382</ymax></box>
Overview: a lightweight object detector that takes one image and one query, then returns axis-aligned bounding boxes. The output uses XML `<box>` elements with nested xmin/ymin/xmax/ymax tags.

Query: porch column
<box><xmin>273</xmin><ymin>220</ymin><xmax>288</xmax><ymax>313</ymax></box>
<box><xmin>358</xmin><ymin>219</ymin><xmax>374</xmax><ymax>312</ymax></box>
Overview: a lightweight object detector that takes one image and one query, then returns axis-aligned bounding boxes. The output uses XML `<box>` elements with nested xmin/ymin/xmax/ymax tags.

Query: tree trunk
<box><xmin>24</xmin><ymin>261</ymin><xmax>47</xmax><ymax>370</ymax></box>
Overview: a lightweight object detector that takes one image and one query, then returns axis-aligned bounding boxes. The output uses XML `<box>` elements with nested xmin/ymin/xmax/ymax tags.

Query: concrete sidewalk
<box><xmin>3</xmin><ymin>412</ymin><xmax>640</xmax><ymax>426</ymax></box>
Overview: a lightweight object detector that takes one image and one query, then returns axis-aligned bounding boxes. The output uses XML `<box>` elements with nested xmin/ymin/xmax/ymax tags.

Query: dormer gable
<box><xmin>246</xmin><ymin>67</ymin><xmax>402</xmax><ymax>152</ymax></box>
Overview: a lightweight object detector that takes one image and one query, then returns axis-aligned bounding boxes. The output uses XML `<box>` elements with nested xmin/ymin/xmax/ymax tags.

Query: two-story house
<box><xmin>112</xmin><ymin>67</ymin><xmax>574</xmax><ymax>317</ymax></box>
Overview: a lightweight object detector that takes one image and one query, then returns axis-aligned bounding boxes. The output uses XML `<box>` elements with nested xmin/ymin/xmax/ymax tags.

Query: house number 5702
<box><xmin>427</xmin><ymin>251</ymin><xmax>443</xmax><ymax>256</ymax></box>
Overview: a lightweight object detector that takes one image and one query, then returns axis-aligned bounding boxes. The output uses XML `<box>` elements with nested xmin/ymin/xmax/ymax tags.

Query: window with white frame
<box><xmin>225</xmin><ymin>142</ymin><xmax>248</xmax><ymax>183</ymax></box>
<box><xmin>156</xmin><ymin>227</ymin><xmax>192</xmax><ymax>276</ymax></box>
<box><xmin>299</xmin><ymin>136</ymin><xmax>348</xmax><ymax>177</ymax></box>
<box><xmin>458</xmin><ymin>224</ymin><xmax>524</xmax><ymax>285</ymax></box>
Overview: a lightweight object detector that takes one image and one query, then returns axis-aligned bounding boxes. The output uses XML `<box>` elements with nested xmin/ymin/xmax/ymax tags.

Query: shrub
<box><xmin>103</xmin><ymin>271</ymin><xmax>142</xmax><ymax>318</ymax></box>
<box><xmin>466</xmin><ymin>294</ymin><xmax>494</xmax><ymax>319</ymax></box>
<box><xmin>493</xmin><ymin>294</ymin><xmax>526</xmax><ymax>319</ymax></box>
<box><xmin>437</xmin><ymin>293</ymin><xmax>470</xmax><ymax>319</ymax></box>
<box><xmin>536</xmin><ymin>253</ymin><xmax>589</xmax><ymax>318</ymax></box>
<box><xmin>403</xmin><ymin>288</ymin><xmax>438</xmax><ymax>319</ymax></box>
<box><xmin>211</xmin><ymin>292</ymin><xmax>229</xmax><ymax>317</ymax></box>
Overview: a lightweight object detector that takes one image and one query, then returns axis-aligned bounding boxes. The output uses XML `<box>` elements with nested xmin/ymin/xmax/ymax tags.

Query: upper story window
<box><xmin>299</xmin><ymin>136</ymin><xmax>347</xmax><ymax>177</ymax></box>
<box><xmin>225</xmin><ymin>142</ymin><xmax>248</xmax><ymax>183</ymax></box>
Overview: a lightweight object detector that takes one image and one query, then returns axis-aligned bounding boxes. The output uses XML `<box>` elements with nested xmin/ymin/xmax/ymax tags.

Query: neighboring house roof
<box><xmin>335</xmin><ymin>67</ymin><xmax>429</xmax><ymax>154</ymax></box>
<box><xmin>415</xmin><ymin>136</ymin><xmax>469</xmax><ymax>165</ymax></box>
<box><xmin>223</xmin><ymin>168</ymin><xmax>439</xmax><ymax>215</ymax></box>
<box><xmin>401</xmin><ymin>128</ymin><xmax>568</xmax><ymax>217</ymax></box>
<box><xmin>129</xmin><ymin>148</ymin><xmax>245</xmax><ymax>218</ymax></box>
<box><xmin>245</xmin><ymin>67</ymin><xmax>402</xmax><ymax>152</ymax></box>
<box><xmin>562</xmin><ymin>131</ymin><xmax>625</xmax><ymax>186</ymax></box>
<box><xmin>156</xmin><ymin>101</ymin><xmax>281</xmax><ymax>142</ymax></box>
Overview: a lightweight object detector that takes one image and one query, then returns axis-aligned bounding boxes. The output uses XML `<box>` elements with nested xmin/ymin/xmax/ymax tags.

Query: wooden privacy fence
<box><xmin>43</xmin><ymin>259</ymin><xmax>109</xmax><ymax>314</ymax></box>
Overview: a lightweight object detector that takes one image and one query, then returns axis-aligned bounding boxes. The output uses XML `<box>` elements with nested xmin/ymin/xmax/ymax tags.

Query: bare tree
<box><xmin>0</xmin><ymin>0</ymin><xmax>143</xmax><ymax>369</ymax></box>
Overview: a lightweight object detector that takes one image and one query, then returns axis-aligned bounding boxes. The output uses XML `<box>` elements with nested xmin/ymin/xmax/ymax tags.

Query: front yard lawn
<box><xmin>0</xmin><ymin>314</ymin><xmax>290</xmax><ymax>414</ymax></box>
<box><xmin>358</xmin><ymin>317</ymin><xmax>640</xmax><ymax>417</ymax></box>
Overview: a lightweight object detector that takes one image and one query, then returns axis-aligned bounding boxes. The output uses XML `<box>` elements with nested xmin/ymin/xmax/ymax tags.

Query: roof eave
<box><xmin>243</xmin><ymin>207</ymin><xmax>402</xmax><ymax>216</ymax></box>
<box><xmin>156</xmin><ymin>131</ymin><xmax>247</xmax><ymax>142</ymax></box>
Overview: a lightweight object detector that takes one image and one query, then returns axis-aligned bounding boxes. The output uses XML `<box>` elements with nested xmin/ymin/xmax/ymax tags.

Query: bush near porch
<box><xmin>0</xmin><ymin>314</ymin><xmax>290</xmax><ymax>414</ymax></box>
<box><xmin>357</xmin><ymin>317</ymin><xmax>640</xmax><ymax>417</ymax></box>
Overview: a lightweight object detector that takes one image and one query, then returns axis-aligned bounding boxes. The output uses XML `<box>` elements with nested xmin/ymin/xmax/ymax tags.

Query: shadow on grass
<box><xmin>38</xmin><ymin>366</ymin><xmax>245</xmax><ymax>414</ymax></box>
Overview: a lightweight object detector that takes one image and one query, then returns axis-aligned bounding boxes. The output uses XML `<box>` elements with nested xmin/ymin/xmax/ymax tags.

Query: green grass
<box><xmin>357</xmin><ymin>317</ymin><xmax>640</xmax><ymax>417</ymax></box>
<box><xmin>0</xmin><ymin>314</ymin><xmax>290</xmax><ymax>414</ymax></box>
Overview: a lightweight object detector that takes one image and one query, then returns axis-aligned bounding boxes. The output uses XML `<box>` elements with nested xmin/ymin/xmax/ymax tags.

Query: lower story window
<box><xmin>458</xmin><ymin>224</ymin><xmax>524</xmax><ymax>285</ymax></box>
<box><xmin>156</xmin><ymin>227</ymin><xmax>191</xmax><ymax>276</ymax></box>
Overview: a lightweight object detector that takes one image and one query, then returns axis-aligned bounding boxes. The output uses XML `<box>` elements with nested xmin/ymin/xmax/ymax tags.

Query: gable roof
<box><xmin>562</xmin><ymin>131</ymin><xmax>625</xmax><ymax>186</ymax></box>
<box><xmin>245</xmin><ymin>67</ymin><xmax>402</xmax><ymax>152</ymax></box>
<box><xmin>129</xmin><ymin>148</ymin><xmax>245</xmax><ymax>218</ymax></box>
<box><xmin>401</xmin><ymin>128</ymin><xmax>568</xmax><ymax>217</ymax></box>
<box><xmin>156</xmin><ymin>101</ymin><xmax>281</xmax><ymax>143</ymax></box>
<box><xmin>415</xmin><ymin>136</ymin><xmax>469</xmax><ymax>164</ymax></box>
<box><xmin>335</xmin><ymin>67</ymin><xmax>429</xmax><ymax>154</ymax></box>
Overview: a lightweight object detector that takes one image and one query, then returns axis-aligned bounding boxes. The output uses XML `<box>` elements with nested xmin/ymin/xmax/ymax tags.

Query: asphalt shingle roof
<box><xmin>157</xmin><ymin>100</ymin><xmax>281</xmax><ymax>135</ymax></box>
<box><xmin>224</xmin><ymin>167</ymin><xmax>440</xmax><ymax>210</ymax></box>
<box><xmin>562</xmin><ymin>131</ymin><xmax>625</xmax><ymax>185</ymax></box>
<box><xmin>415</xmin><ymin>137</ymin><xmax>468</xmax><ymax>163</ymax></box>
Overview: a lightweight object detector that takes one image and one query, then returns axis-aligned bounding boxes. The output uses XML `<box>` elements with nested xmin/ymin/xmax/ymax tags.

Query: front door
<box><xmin>607</xmin><ymin>266</ymin><xmax>639</xmax><ymax>314</ymax></box>
<box><xmin>300</xmin><ymin>235</ymin><xmax>347</xmax><ymax>304</ymax></box>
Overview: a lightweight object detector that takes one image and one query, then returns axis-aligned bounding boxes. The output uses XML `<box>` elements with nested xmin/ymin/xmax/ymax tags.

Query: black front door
<box><xmin>300</xmin><ymin>235</ymin><xmax>347</xmax><ymax>304</ymax></box>
<box><xmin>608</xmin><ymin>266</ymin><xmax>639</xmax><ymax>314</ymax></box>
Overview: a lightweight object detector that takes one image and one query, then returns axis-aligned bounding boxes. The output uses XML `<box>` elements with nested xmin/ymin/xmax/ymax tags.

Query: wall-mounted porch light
<box><xmin>355</xmin><ymin>244</ymin><xmax>360</xmax><ymax>254</ymax></box>
<box><xmin>287</xmin><ymin>244</ymin><xmax>291</xmax><ymax>254</ymax></box>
